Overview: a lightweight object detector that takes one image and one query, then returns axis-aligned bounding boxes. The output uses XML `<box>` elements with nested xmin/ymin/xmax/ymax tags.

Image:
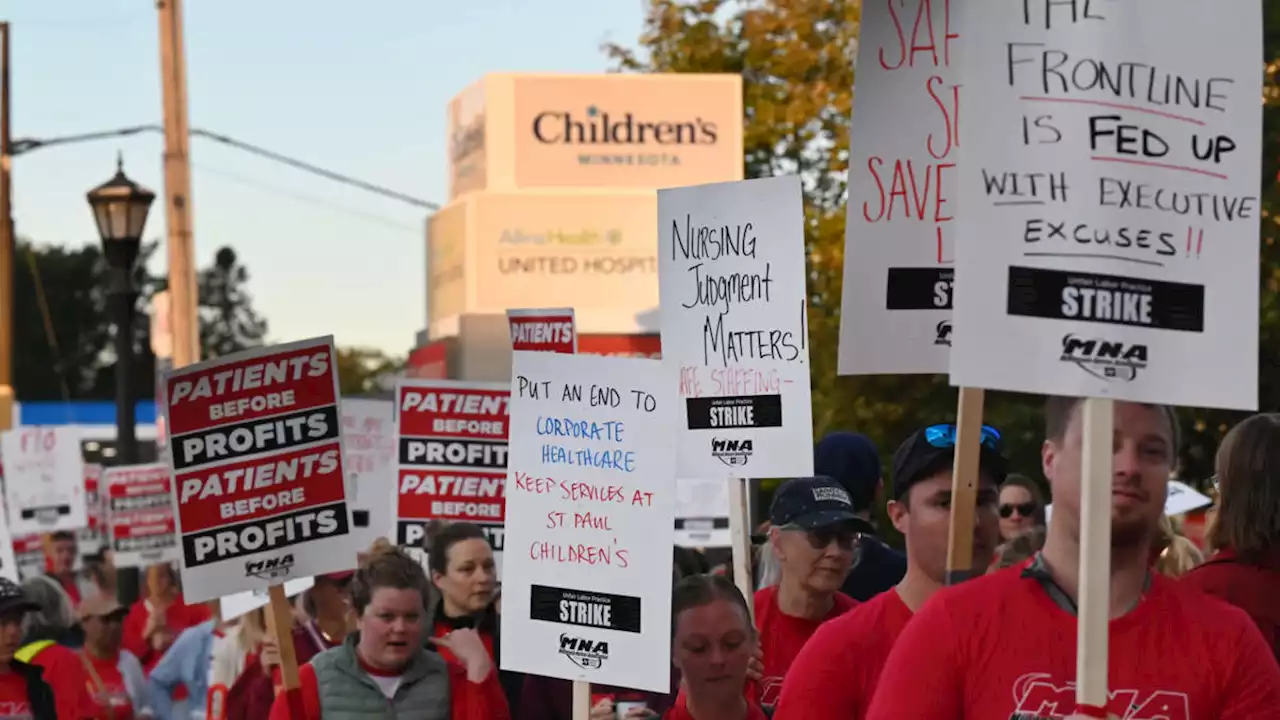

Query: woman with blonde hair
<box><xmin>1183</xmin><ymin>413</ymin><xmax>1280</xmax><ymax>660</ymax></box>
<box><xmin>1153</xmin><ymin>515</ymin><xmax>1204</xmax><ymax>578</ymax></box>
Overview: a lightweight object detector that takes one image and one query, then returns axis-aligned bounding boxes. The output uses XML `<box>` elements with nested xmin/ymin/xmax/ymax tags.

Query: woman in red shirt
<box><xmin>0</xmin><ymin>577</ymin><xmax>62</xmax><ymax>719</ymax></box>
<box><xmin>1182</xmin><ymin>413</ymin><xmax>1280</xmax><ymax>662</ymax></box>
<box><xmin>121</xmin><ymin>564</ymin><xmax>211</xmax><ymax>710</ymax></box>
<box><xmin>665</xmin><ymin>575</ymin><xmax>767</xmax><ymax>720</ymax></box>
<box><xmin>78</xmin><ymin>594</ymin><xmax>150</xmax><ymax>719</ymax></box>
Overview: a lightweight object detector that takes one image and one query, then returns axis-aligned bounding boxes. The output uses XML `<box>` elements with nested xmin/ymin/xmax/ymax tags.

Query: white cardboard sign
<box><xmin>340</xmin><ymin>398</ymin><xmax>396</xmax><ymax>550</ymax></box>
<box><xmin>219</xmin><ymin>576</ymin><xmax>316</xmax><ymax>621</ymax></box>
<box><xmin>500</xmin><ymin>352</ymin><xmax>676</xmax><ymax>693</ymax></box>
<box><xmin>948</xmin><ymin>2</ymin><xmax>1261</xmax><ymax>410</ymax></box>
<box><xmin>839</xmin><ymin>0</ymin><xmax>960</xmax><ymax>375</ymax></box>
<box><xmin>164</xmin><ymin>336</ymin><xmax>359</xmax><ymax>602</ymax></box>
<box><xmin>674</xmin><ymin>479</ymin><xmax>730</xmax><ymax>548</ymax></box>
<box><xmin>0</xmin><ymin>427</ymin><xmax>87</xmax><ymax>534</ymax></box>
<box><xmin>0</xmin><ymin>497</ymin><xmax>20</xmax><ymax>583</ymax></box>
<box><xmin>657</xmin><ymin>176</ymin><xmax>815</xmax><ymax>479</ymax></box>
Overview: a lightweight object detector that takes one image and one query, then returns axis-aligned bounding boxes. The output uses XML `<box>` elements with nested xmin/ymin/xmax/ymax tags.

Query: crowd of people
<box><xmin>0</xmin><ymin>398</ymin><xmax>1276</xmax><ymax>718</ymax></box>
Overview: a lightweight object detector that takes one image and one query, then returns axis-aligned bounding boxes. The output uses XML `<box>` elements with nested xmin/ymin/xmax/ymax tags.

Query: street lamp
<box><xmin>87</xmin><ymin>155</ymin><xmax>154</xmax><ymax>606</ymax></box>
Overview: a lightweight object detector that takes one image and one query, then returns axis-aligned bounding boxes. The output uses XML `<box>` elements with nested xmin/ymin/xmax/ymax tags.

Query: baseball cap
<box><xmin>891</xmin><ymin>423</ymin><xmax>1008</xmax><ymax>500</ymax></box>
<box><xmin>814</xmin><ymin>432</ymin><xmax>882</xmax><ymax>513</ymax></box>
<box><xmin>78</xmin><ymin>593</ymin><xmax>126</xmax><ymax>622</ymax></box>
<box><xmin>0</xmin><ymin>579</ymin><xmax>37</xmax><ymax>618</ymax></box>
<box><xmin>317</xmin><ymin>570</ymin><xmax>355</xmax><ymax>584</ymax></box>
<box><xmin>769</xmin><ymin>476</ymin><xmax>866</xmax><ymax>532</ymax></box>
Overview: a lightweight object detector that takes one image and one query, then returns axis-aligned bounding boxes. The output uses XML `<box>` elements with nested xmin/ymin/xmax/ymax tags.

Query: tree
<box><xmin>610</xmin><ymin>1</ymin><xmax>1280</xmax><ymax>489</ymax></box>
<box><xmin>198</xmin><ymin>246</ymin><xmax>268</xmax><ymax>359</ymax></box>
<box><xmin>13</xmin><ymin>239</ymin><xmax>162</xmax><ymax>402</ymax></box>
<box><xmin>335</xmin><ymin>347</ymin><xmax>401</xmax><ymax>396</ymax></box>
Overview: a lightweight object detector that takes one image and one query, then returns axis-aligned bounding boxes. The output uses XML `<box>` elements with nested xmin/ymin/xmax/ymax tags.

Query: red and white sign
<box><xmin>395</xmin><ymin>380</ymin><xmax>508</xmax><ymax>564</ymax></box>
<box><xmin>77</xmin><ymin>464</ymin><xmax>106</xmax><ymax>556</ymax></box>
<box><xmin>0</xmin><ymin>426</ymin><xmax>87</xmax><ymax>534</ymax></box>
<box><xmin>13</xmin><ymin>534</ymin><xmax>43</xmax><ymax>581</ymax></box>
<box><xmin>341</xmin><ymin>399</ymin><xmax>396</xmax><ymax>549</ymax></box>
<box><xmin>164</xmin><ymin>336</ymin><xmax>357</xmax><ymax>601</ymax></box>
<box><xmin>105</xmin><ymin>463</ymin><xmax>180</xmax><ymax>569</ymax></box>
<box><xmin>507</xmin><ymin>308</ymin><xmax>577</xmax><ymax>354</ymax></box>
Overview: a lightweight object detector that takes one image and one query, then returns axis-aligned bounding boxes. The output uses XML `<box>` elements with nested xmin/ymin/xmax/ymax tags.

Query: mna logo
<box><xmin>711</xmin><ymin>438</ymin><xmax>753</xmax><ymax>467</ymax></box>
<box><xmin>244</xmin><ymin>554</ymin><xmax>295</xmax><ymax>581</ymax></box>
<box><xmin>934</xmin><ymin>320</ymin><xmax>952</xmax><ymax>347</ymax></box>
<box><xmin>1059</xmin><ymin>334</ymin><xmax>1148</xmax><ymax>382</ymax></box>
<box><xmin>559</xmin><ymin>634</ymin><xmax>609</xmax><ymax>670</ymax></box>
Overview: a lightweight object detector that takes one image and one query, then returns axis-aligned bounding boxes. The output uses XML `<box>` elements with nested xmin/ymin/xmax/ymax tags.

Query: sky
<box><xmin>4</xmin><ymin>0</ymin><xmax>644</xmax><ymax>356</ymax></box>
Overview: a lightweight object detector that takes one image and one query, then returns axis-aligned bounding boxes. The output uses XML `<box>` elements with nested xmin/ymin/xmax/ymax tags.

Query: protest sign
<box><xmin>164</xmin><ymin>336</ymin><xmax>357</xmax><ymax>602</ymax></box>
<box><xmin>13</xmin><ymin>535</ymin><xmax>42</xmax><ymax>580</ymax></box>
<box><xmin>105</xmin><ymin>463</ymin><xmax>180</xmax><ymax>569</ymax></box>
<box><xmin>219</xmin><ymin>576</ymin><xmax>316</xmax><ymax>621</ymax></box>
<box><xmin>0</xmin><ymin>427</ymin><xmax>87</xmax><ymax>534</ymax></box>
<box><xmin>509</xmin><ymin>308</ymin><xmax>577</xmax><ymax>353</ymax></box>
<box><xmin>0</xmin><ymin>498</ymin><xmax>18</xmax><ymax>583</ymax></box>
<box><xmin>949</xmin><ymin>1</ymin><xmax>1261</xmax><ymax>411</ymax></box>
<box><xmin>839</xmin><ymin>0</ymin><xmax>960</xmax><ymax>375</ymax></box>
<box><xmin>674</xmin><ymin>479</ymin><xmax>730</xmax><ymax>548</ymax></box>
<box><xmin>78</xmin><ymin>464</ymin><xmax>105</xmax><ymax>556</ymax></box>
<box><xmin>501</xmin><ymin>352</ymin><xmax>677</xmax><ymax>693</ymax></box>
<box><xmin>341</xmin><ymin>398</ymin><xmax>396</xmax><ymax>549</ymax></box>
<box><xmin>657</xmin><ymin>175</ymin><xmax>814</xmax><ymax>479</ymax></box>
<box><xmin>395</xmin><ymin>380</ymin><xmax>509</xmax><ymax>568</ymax></box>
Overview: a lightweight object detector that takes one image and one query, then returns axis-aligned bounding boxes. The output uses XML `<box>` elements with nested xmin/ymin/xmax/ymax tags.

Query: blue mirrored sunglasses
<box><xmin>924</xmin><ymin>423</ymin><xmax>1002</xmax><ymax>451</ymax></box>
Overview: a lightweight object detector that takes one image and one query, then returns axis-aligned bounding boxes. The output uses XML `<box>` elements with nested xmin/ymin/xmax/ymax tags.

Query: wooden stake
<box><xmin>1076</xmin><ymin>397</ymin><xmax>1113</xmax><ymax>711</ymax></box>
<box><xmin>728</xmin><ymin>477</ymin><xmax>755</xmax><ymax>620</ymax></box>
<box><xmin>944</xmin><ymin>387</ymin><xmax>986</xmax><ymax>585</ymax></box>
<box><xmin>264</xmin><ymin>584</ymin><xmax>303</xmax><ymax>718</ymax></box>
<box><xmin>572</xmin><ymin>679</ymin><xmax>591</xmax><ymax>720</ymax></box>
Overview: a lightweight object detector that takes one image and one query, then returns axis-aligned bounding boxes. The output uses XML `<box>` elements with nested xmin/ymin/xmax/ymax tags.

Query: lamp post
<box><xmin>87</xmin><ymin>156</ymin><xmax>154</xmax><ymax>606</ymax></box>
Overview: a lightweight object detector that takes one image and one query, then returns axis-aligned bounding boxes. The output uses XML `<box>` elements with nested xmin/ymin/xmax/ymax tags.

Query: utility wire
<box><xmin>12</xmin><ymin>124</ymin><xmax>440</xmax><ymax>211</ymax></box>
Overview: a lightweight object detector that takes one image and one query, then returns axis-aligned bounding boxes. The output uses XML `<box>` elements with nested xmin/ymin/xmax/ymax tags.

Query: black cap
<box><xmin>0</xmin><ymin>578</ymin><xmax>38</xmax><ymax>617</ymax></box>
<box><xmin>769</xmin><ymin>476</ymin><xmax>870</xmax><ymax>532</ymax></box>
<box><xmin>891</xmin><ymin>425</ymin><xmax>1008</xmax><ymax>500</ymax></box>
<box><xmin>814</xmin><ymin>432</ymin><xmax>882</xmax><ymax>513</ymax></box>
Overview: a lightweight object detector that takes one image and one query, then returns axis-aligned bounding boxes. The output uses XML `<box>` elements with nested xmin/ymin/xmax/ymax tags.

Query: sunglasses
<box><xmin>999</xmin><ymin>502</ymin><xmax>1036</xmax><ymax>519</ymax></box>
<box><xmin>783</xmin><ymin>524</ymin><xmax>859</xmax><ymax>550</ymax></box>
<box><xmin>925</xmin><ymin>423</ymin><xmax>1002</xmax><ymax>451</ymax></box>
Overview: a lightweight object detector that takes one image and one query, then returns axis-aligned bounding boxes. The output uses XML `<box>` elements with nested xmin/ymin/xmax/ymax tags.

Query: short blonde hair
<box><xmin>1155</xmin><ymin>515</ymin><xmax>1203</xmax><ymax>577</ymax></box>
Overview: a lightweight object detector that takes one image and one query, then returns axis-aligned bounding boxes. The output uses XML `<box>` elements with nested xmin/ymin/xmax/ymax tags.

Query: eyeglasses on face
<box><xmin>924</xmin><ymin>423</ymin><xmax>1002</xmax><ymax>451</ymax></box>
<box><xmin>782</xmin><ymin>523</ymin><xmax>859</xmax><ymax>550</ymax></box>
<box><xmin>998</xmin><ymin>502</ymin><xmax>1036</xmax><ymax>519</ymax></box>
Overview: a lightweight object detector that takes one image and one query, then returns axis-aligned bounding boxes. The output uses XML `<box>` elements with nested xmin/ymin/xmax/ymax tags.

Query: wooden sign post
<box><xmin>944</xmin><ymin>387</ymin><xmax>986</xmax><ymax>585</ymax></box>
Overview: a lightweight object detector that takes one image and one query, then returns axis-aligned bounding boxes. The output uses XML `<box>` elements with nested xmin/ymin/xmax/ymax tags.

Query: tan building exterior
<box><xmin>423</xmin><ymin>72</ymin><xmax>744</xmax><ymax>379</ymax></box>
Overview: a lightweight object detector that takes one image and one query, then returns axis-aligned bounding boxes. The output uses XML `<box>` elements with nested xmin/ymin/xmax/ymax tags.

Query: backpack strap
<box><xmin>14</xmin><ymin>640</ymin><xmax>54</xmax><ymax>664</ymax></box>
<box><xmin>78</xmin><ymin>650</ymin><xmax>116</xmax><ymax>720</ymax></box>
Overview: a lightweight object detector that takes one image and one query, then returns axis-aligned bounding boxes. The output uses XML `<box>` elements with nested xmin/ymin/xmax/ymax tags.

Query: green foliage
<box><xmin>611</xmin><ymin>0</ymin><xmax>1280</xmax><ymax>492</ymax></box>
<box><xmin>198</xmin><ymin>246</ymin><xmax>268</xmax><ymax>359</ymax></box>
<box><xmin>335</xmin><ymin>346</ymin><xmax>401</xmax><ymax>396</ymax></box>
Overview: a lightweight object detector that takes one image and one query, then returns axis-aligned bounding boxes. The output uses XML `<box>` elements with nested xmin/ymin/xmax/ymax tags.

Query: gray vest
<box><xmin>310</xmin><ymin>634</ymin><xmax>452</xmax><ymax>719</ymax></box>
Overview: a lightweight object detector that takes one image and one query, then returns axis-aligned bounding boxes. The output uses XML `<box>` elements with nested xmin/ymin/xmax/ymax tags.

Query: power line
<box><xmin>11</xmin><ymin>124</ymin><xmax>440</xmax><ymax>211</ymax></box>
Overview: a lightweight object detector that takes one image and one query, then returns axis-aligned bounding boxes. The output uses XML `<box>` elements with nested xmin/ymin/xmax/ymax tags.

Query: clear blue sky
<box><xmin>6</xmin><ymin>0</ymin><xmax>643</xmax><ymax>356</ymax></box>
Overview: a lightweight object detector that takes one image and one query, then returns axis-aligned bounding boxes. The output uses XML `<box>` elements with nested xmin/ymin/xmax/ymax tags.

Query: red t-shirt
<box><xmin>26</xmin><ymin>644</ymin><xmax>98</xmax><ymax>719</ymax></box>
<box><xmin>122</xmin><ymin>596</ymin><xmax>212</xmax><ymax>702</ymax></box>
<box><xmin>83</xmin><ymin>652</ymin><xmax>135</xmax><ymax>720</ymax></box>
<box><xmin>865</xmin><ymin>566</ymin><xmax>1280</xmax><ymax>719</ymax></box>
<box><xmin>0</xmin><ymin>670</ymin><xmax>31</xmax><ymax>720</ymax></box>
<box><xmin>662</xmin><ymin>693</ymin><xmax>769</xmax><ymax>720</ymax></box>
<box><xmin>774</xmin><ymin>588</ymin><xmax>913</xmax><ymax>720</ymax></box>
<box><xmin>752</xmin><ymin>585</ymin><xmax>857</xmax><ymax>705</ymax></box>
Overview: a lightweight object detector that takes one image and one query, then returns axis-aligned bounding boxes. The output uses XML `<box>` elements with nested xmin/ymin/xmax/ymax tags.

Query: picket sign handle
<box><xmin>264</xmin><ymin>583</ymin><xmax>303</xmax><ymax>719</ymax></box>
<box><xmin>573</xmin><ymin>679</ymin><xmax>591</xmax><ymax>720</ymax></box>
<box><xmin>944</xmin><ymin>387</ymin><xmax>986</xmax><ymax>585</ymax></box>
<box><xmin>1077</xmin><ymin>397</ymin><xmax>1114</xmax><ymax>710</ymax></box>
<box><xmin>729</xmin><ymin>477</ymin><xmax>755</xmax><ymax>621</ymax></box>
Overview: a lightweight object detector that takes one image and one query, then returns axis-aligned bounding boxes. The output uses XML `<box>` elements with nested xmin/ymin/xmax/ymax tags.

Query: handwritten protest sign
<box><xmin>658</xmin><ymin>176</ymin><xmax>814</xmax><ymax>479</ymax></box>
<box><xmin>106</xmin><ymin>463</ymin><xmax>180</xmax><ymax>569</ymax></box>
<box><xmin>949</xmin><ymin>1</ymin><xmax>1261</xmax><ymax>410</ymax></box>
<box><xmin>839</xmin><ymin>0</ymin><xmax>960</xmax><ymax>375</ymax></box>
<box><xmin>395</xmin><ymin>380</ymin><xmax>508</xmax><ymax>567</ymax></box>
<box><xmin>500</xmin><ymin>352</ymin><xmax>676</xmax><ymax>692</ymax></box>
<box><xmin>341</xmin><ymin>398</ymin><xmax>396</xmax><ymax>549</ymax></box>
<box><xmin>509</xmin><ymin>308</ymin><xmax>577</xmax><ymax>354</ymax></box>
<box><xmin>164</xmin><ymin>336</ymin><xmax>357</xmax><ymax>601</ymax></box>
<box><xmin>0</xmin><ymin>427</ymin><xmax>87</xmax><ymax>534</ymax></box>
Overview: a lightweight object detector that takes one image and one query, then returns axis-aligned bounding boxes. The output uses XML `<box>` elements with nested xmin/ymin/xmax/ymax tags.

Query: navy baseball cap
<box><xmin>891</xmin><ymin>423</ymin><xmax>1008</xmax><ymax>500</ymax></box>
<box><xmin>769</xmin><ymin>476</ymin><xmax>868</xmax><ymax>532</ymax></box>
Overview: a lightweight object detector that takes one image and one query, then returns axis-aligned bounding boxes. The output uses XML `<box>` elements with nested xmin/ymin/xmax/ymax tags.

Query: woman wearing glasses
<box><xmin>997</xmin><ymin>474</ymin><xmax>1047</xmax><ymax>543</ymax></box>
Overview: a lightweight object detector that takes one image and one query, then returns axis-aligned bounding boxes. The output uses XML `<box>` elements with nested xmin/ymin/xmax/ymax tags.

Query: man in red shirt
<box><xmin>753</xmin><ymin>476</ymin><xmax>860</xmax><ymax>705</ymax></box>
<box><xmin>866</xmin><ymin>398</ymin><xmax>1280</xmax><ymax>719</ymax></box>
<box><xmin>775</xmin><ymin>423</ymin><xmax>1006</xmax><ymax>719</ymax></box>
